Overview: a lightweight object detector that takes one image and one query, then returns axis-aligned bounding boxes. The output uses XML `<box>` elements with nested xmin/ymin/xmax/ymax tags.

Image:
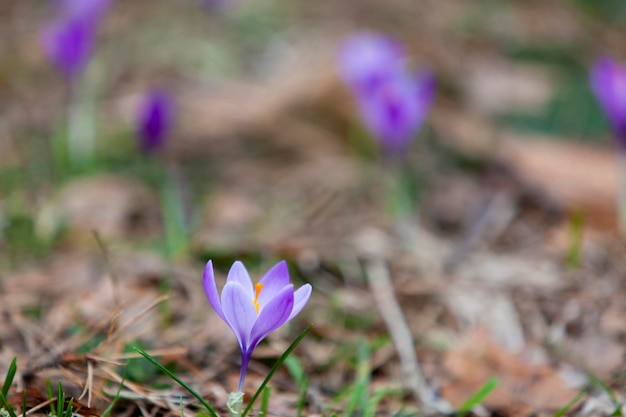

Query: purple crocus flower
<box><xmin>203</xmin><ymin>260</ymin><xmax>312</xmax><ymax>392</ymax></box>
<box><xmin>357</xmin><ymin>70</ymin><xmax>435</xmax><ymax>153</ymax></box>
<box><xmin>590</xmin><ymin>58</ymin><xmax>626</xmax><ymax>148</ymax></box>
<box><xmin>338</xmin><ymin>32</ymin><xmax>406</xmax><ymax>98</ymax></box>
<box><xmin>136</xmin><ymin>90</ymin><xmax>175</xmax><ymax>154</ymax></box>
<box><xmin>41</xmin><ymin>0</ymin><xmax>110</xmax><ymax>81</ymax></box>
<box><xmin>41</xmin><ymin>16</ymin><xmax>95</xmax><ymax>81</ymax></box>
<box><xmin>338</xmin><ymin>32</ymin><xmax>436</xmax><ymax>153</ymax></box>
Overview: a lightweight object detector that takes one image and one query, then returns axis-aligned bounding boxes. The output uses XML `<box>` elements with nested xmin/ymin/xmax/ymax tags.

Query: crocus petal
<box><xmin>591</xmin><ymin>58</ymin><xmax>626</xmax><ymax>144</ymax></box>
<box><xmin>357</xmin><ymin>70</ymin><xmax>435</xmax><ymax>153</ymax></box>
<box><xmin>202</xmin><ymin>260</ymin><xmax>226</xmax><ymax>322</ymax></box>
<box><xmin>415</xmin><ymin>71</ymin><xmax>436</xmax><ymax>113</ymax></box>
<box><xmin>287</xmin><ymin>284</ymin><xmax>312</xmax><ymax>321</ymax></box>
<box><xmin>41</xmin><ymin>17</ymin><xmax>94</xmax><ymax>80</ymax></box>
<box><xmin>358</xmin><ymin>75</ymin><xmax>414</xmax><ymax>150</ymax></box>
<box><xmin>591</xmin><ymin>59</ymin><xmax>620</xmax><ymax>125</ymax></box>
<box><xmin>226</xmin><ymin>261</ymin><xmax>254</xmax><ymax>299</ymax></box>
<box><xmin>249</xmin><ymin>285</ymin><xmax>294</xmax><ymax>350</ymax></box>
<box><xmin>222</xmin><ymin>281</ymin><xmax>257</xmax><ymax>351</ymax></box>
<box><xmin>258</xmin><ymin>261</ymin><xmax>290</xmax><ymax>307</ymax></box>
<box><xmin>338</xmin><ymin>32</ymin><xmax>406</xmax><ymax>96</ymax></box>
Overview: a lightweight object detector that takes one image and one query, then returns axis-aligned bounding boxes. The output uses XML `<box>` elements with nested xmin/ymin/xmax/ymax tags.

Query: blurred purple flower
<box><xmin>41</xmin><ymin>0</ymin><xmax>110</xmax><ymax>81</ymax></box>
<box><xmin>41</xmin><ymin>17</ymin><xmax>95</xmax><ymax>81</ymax></box>
<box><xmin>136</xmin><ymin>90</ymin><xmax>175</xmax><ymax>154</ymax></box>
<box><xmin>591</xmin><ymin>58</ymin><xmax>626</xmax><ymax>148</ymax></box>
<box><xmin>338</xmin><ymin>32</ymin><xmax>436</xmax><ymax>153</ymax></box>
<box><xmin>203</xmin><ymin>260</ymin><xmax>312</xmax><ymax>392</ymax></box>
<box><xmin>358</xmin><ymin>71</ymin><xmax>435</xmax><ymax>153</ymax></box>
<box><xmin>338</xmin><ymin>32</ymin><xmax>406</xmax><ymax>97</ymax></box>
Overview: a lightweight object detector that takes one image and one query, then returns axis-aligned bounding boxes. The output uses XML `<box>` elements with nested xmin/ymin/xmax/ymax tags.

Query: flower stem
<box><xmin>227</xmin><ymin>391</ymin><xmax>244</xmax><ymax>417</ymax></box>
<box><xmin>66</xmin><ymin>81</ymin><xmax>94</xmax><ymax>169</ymax></box>
<box><xmin>237</xmin><ymin>352</ymin><xmax>251</xmax><ymax>392</ymax></box>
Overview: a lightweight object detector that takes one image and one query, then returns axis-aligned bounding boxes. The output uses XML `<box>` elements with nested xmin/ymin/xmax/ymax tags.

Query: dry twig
<box><xmin>365</xmin><ymin>256</ymin><xmax>445</xmax><ymax>412</ymax></box>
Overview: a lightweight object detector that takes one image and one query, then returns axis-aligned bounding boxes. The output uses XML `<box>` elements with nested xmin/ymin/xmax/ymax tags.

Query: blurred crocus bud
<box><xmin>338</xmin><ymin>32</ymin><xmax>406</xmax><ymax>98</ymax></box>
<box><xmin>338</xmin><ymin>31</ymin><xmax>436</xmax><ymax>154</ymax></box>
<box><xmin>358</xmin><ymin>71</ymin><xmax>436</xmax><ymax>153</ymax></box>
<box><xmin>41</xmin><ymin>0</ymin><xmax>110</xmax><ymax>82</ymax></box>
<box><xmin>590</xmin><ymin>58</ymin><xmax>626</xmax><ymax>148</ymax></box>
<box><xmin>41</xmin><ymin>17</ymin><xmax>95</xmax><ymax>81</ymax></box>
<box><xmin>136</xmin><ymin>90</ymin><xmax>175</xmax><ymax>154</ymax></box>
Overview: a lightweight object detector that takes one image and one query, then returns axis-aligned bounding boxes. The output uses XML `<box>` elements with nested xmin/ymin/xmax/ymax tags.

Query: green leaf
<box><xmin>0</xmin><ymin>391</ymin><xmax>18</xmax><ymax>417</ymax></box>
<box><xmin>57</xmin><ymin>381</ymin><xmax>65</xmax><ymax>417</ymax></box>
<box><xmin>284</xmin><ymin>358</ymin><xmax>309</xmax><ymax>417</ymax></box>
<box><xmin>1</xmin><ymin>358</ymin><xmax>17</xmax><ymax>397</ymax></box>
<box><xmin>364</xmin><ymin>387</ymin><xmax>401</xmax><ymax>417</ymax></box>
<box><xmin>260</xmin><ymin>386</ymin><xmax>271</xmax><ymax>417</ymax></box>
<box><xmin>161</xmin><ymin>171</ymin><xmax>189</xmax><ymax>259</ymax></box>
<box><xmin>133</xmin><ymin>347</ymin><xmax>219</xmax><ymax>417</ymax></box>
<box><xmin>344</xmin><ymin>341</ymin><xmax>371</xmax><ymax>417</ymax></box>
<box><xmin>63</xmin><ymin>397</ymin><xmax>75</xmax><ymax>417</ymax></box>
<box><xmin>553</xmin><ymin>389</ymin><xmax>586</xmax><ymax>417</ymax></box>
<box><xmin>46</xmin><ymin>379</ymin><xmax>55</xmax><ymax>416</ymax></box>
<box><xmin>102</xmin><ymin>369</ymin><xmax>127</xmax><ymax>417</ymax></box>
<box><xmin>458</xmin><ymin>378</ymin><xmax>498</xmax><ymax>416</ymax></box>
<box><xmin>284</xmin><ymin>356</ymin><xmax>305</xmax><ymax>384</ymax></box>
<box><xmin>566</xmin><ymin>210</ymin><xmax>585</xmax><ymax>270</ymax></box>
<box><xmin>242</xmin><ymin>325</ymin><xmax>312</xmax><ymax>417</ymax></box>
<box><xmin>588</xmin><ymin>372</ymin><xmax>622</xmax><ymax>416</ymax></box>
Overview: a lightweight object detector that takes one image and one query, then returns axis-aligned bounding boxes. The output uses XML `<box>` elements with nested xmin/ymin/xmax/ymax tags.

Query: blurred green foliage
<box><xmin>498</xmin><ymin>71</ymin><xmax>610</xmax><ymax>142</ymax></box>
<box><xmin>573</xmin><ymin>0</ymin><xmax>626</xmax><ymax>23</ymax></box>
<box><xmin>124</xmin><ymin>342</ymin><xmax>171</xmax><ymax>386</ymax></box>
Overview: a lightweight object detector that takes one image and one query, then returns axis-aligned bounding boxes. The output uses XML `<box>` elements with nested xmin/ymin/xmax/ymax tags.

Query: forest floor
<box><xmin>1</xmin><ymin>0</ymin><xmax>626</xmax><ymax>416</ymax></box>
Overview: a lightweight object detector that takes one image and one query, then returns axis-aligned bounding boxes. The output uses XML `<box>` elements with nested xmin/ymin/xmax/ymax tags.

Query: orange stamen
<box><xmin>253</xmin><ymin>283</ymin><xmax>264</xmax><ymax>314</ymax></box>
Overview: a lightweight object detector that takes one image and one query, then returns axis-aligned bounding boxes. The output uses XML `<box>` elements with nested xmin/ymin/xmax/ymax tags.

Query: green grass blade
<box><xmin>364</xmin><ymin>387</ymin><xmax>400</xmax><ymax>417</ymax></box>
<box><xmin>102</xmin><ymin>370</ymin><xmax>127</xmax><ymax>417</ymax></box>
<box><xmin>242</xmin><ymin>324</ymin><xmax>312</xmax><ymax>417</ymax></box>
<box><xmin>22</xmin><ymin>389</ymin><xmax>27</xmax><ymax>417</ymax></box>
<box><xmin>588</xmin><ymin>372</ymin><xmax>622</xmax><ymax>416</ymax></box>
<box><xmin>133</xmin><ymin>347</ymin><xmax>219</xmax><ymax>417</ymax></box>
<box><xmin>57</xmin><ymin>381</ymin><xmax>65</xmax><ymax>417</ymax></box>
<box><xmin>284</xmin><ymin>356</ymin><xmax>308</xmax><ymax>417</ymax></box>
<box><xmin>553</xmin><ymin>389</ymin><xmax>586</xmax><ymax>417</ymax></box>
<box><xmin>344</xmin><ymin>341</ymin><xmax>371</xmax><ymax>417</ymax></box>
<box><xmin>296</xmin><ymin>377</ymin><xmax>308</xmax><ymax>417</ymax></box>
<box><xmin>45</xmin><ymin>379</ymin><xmax>55</xmax><ymax>416</ymax></box>
<box><xmin>0</xmin><ymin>391</ymin><xmax>18</xmax><ymax>417</ymax></box>
<box><xmin>63</xmin><ymin>397</ymin><xmax>74</xmax><ymax>417</ymax></box>
<box><xmin>458</xmin><ymin>378</ymin><xmax>498</xmax><ymax>415</ymax></box>
<box><xmin>161</xmin><ymin>171</ymin><xmax>189</xmax><ymax>259</ymax></box>
<box><xmin>284</xmin><ymin>356</ymin><xmax>305</xmax><ymax>385</ymax></box>
<box><xmin>2</xmin><ymin>358</ymin><xmax>17</xmax><ymax>398</ymax></box>
<box><xmin>260</xmin><ymin>386</ymin><xmax>271</xmax><ymax>416</ymax></box>
<box><xmin>566</xmin><ymin>211</ymin><xmax>584</xmax><ymax>269</ymax></box>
